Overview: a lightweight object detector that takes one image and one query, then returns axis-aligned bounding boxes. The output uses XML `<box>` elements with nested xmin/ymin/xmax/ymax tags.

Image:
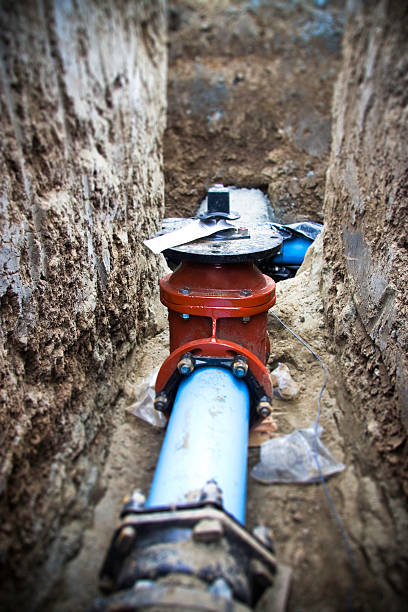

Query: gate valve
<box><xmin>150</xmin><ymin>186</ymin><xmax>283</xmax><ymax>426</ymax></box>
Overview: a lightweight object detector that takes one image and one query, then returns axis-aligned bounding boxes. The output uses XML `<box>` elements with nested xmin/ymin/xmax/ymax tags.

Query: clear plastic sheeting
<box><xmin>251</xmin><ymin>425</ymin><xmax>345</xmax><ymax>484</ymax></box>
<box><xmin>126</xmin><ymin>368</ymin><xmax>167</xmax><ymax>428</ymax></box>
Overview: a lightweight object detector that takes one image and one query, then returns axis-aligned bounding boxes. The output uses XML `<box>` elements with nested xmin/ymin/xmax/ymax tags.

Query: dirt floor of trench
<box><xmin>46</xmin><ymin>236</ymin><xmax>406</xmax><ymax>612</ymax></box>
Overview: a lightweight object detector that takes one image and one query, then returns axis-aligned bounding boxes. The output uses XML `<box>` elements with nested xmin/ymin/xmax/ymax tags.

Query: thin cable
<box><xmin>269</xmin><ymin>310</ymin><xmax>358</xmax><ymax>610</ymax></box>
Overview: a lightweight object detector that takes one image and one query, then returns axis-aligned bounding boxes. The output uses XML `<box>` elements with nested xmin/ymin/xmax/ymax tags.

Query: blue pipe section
<box><xmin>147</xmin><ymin>367</ymin><xmax>250</xmax><ymax>524</ymax></box>
<box><xmin>271</xmin><ymin>235</ymin><xmax>312</xmax><ymax>266</ymax></box>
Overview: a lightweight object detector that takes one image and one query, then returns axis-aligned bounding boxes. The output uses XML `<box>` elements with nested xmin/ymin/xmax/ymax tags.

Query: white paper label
<box><xmin>143</xmin><ymin>218</ymin><xmax>232</xmax><ymax>254</ymax></box>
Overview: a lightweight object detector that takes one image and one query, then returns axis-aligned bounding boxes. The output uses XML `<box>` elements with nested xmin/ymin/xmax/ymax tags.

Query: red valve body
<box><xmin>156</xmin><ymin>260</ymin><xmax>276</xmax><ymax>397</ymax></box>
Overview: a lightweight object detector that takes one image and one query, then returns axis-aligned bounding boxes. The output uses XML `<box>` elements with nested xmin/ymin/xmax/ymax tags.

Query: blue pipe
<box><xmin>146</xmin><ymin>367</ymin><xmax>250</xmax><ymax>524</ymax></box>
<box><xmin>272</xmin><ymin>235</ymin><xmax>312</xmax><ymax>266</ymax></box>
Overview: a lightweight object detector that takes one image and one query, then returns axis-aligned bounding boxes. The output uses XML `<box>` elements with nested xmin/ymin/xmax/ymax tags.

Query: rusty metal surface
<box><xmin>99</xmin><ymin>503</ymin><xmax>276</xmax><ymax>609</ymax></box>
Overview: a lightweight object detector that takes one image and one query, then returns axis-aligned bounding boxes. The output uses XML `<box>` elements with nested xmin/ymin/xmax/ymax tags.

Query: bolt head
<box><xmin>256</xmin><ymin>396</ymin><xmax>272</xmax><ymax>418</ymax></box>
<box><xmin>177</xmin><ymin>354</ymin><xmax>194</xmax><ymax>376</ymax></box>
<box><xmin>193</xmin><ymin>519</ymin><xmax>223</xmax><ymax>543</ymax></box>
<box><xmin>232</xmin><ymin>356</ymin><xmax>248</xmax><ymax>378</ymax></box>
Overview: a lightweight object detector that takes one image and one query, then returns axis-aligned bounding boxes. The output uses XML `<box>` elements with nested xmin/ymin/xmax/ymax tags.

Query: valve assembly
<box><xmin>93</xmin><ymin>187</ymin><xmax>289</xmax><ymax>611</ymax></box>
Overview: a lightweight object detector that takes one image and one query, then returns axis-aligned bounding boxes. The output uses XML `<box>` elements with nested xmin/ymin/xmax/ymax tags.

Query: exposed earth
<box><xmin>43</xmin><ymin>1</ymin><xmax>407</xmax><ymax>611</ymax></box>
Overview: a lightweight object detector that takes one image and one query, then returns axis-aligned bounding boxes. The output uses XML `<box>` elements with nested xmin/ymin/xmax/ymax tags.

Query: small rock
<box><xmin>270</xmin><ymin>363</ymin><xmax>300</xmax><ymax>400</ymax></box>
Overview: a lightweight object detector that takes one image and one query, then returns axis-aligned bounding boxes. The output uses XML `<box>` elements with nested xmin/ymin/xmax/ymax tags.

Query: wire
<box><xmin>269</xmin><ymin>310</ymin><xmax>358</xmax><ymax>611</ymax></box>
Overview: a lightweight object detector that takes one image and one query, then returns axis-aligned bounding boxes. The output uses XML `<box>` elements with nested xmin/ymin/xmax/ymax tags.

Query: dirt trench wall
<box><xmin>324</xmin><ymin>0</ymin><xmax>408</xmax><ymax>492</ymax></box>
<box><xmin>0</xmin><ymin>1</ymin><xmax>166</xmax><ymax>608</ymax></box>
<box><xmin>165</xmin><ymin>0</ymin><xmax>345</xmax><ymax>221</ymax></box>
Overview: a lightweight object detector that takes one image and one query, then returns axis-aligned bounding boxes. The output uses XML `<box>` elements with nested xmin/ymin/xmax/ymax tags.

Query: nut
<box><xmin>252</xmin><ymin>524</ymin><xmax>275</xmax><ymax>552</ymax></box>
<box><xmin>177</xmin><ymin>353</ymin><xmax>194</xmax><ymax>376</ymax></box>
<box><xmin>123</xmin><ymin>489</ymin><xmax>146</xmax><ymax>510</ymax></box>
<box><xmin>115</xmin><ymin>525</ymin><xmax>137</xmax><ymax>555</ymax></box>
<box><xmin>193</xmin><ymin>519</ymin><xmax>224</xmax><ymax>543</ymax></box>
<box><xmin>200</xmin><ymin>479</ymin><xmax>223</xmax><ymax>505</ymax></box>
<box><xmin>249</xmin><ymin>558</ymin><xmax>275</xmax><ymax>588</ymax></box>
<box><xmin>154</xmin><ymin>392</ymin><xmax>169</xmax><ymax>412</ymax></box>
<box><xmin>256</xmin><ymin>395</ymin><xmax>272</xmax><ymax>419</ymax></box>
<box><xmin>232</xmin><ymin>356</ymin><xmax>248</xmax><ymax>378</ymax></box>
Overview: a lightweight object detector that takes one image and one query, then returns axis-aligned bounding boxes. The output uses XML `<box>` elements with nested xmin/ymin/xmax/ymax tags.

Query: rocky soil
<box><xmin>0</xmin><ymin>1</ymin><xmax>167</xmax><ymax>609</ymax></box>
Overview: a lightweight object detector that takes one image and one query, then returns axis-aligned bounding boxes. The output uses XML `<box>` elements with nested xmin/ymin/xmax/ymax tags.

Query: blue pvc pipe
<box><xmin>272</xmin><ymin>236</ymin><xmax>312</xmax><ymax>266</ymax></box>
<box><xmin>147</xmin><ymin>367</ymin><xmax>250</xmax><ymax>524</ymax></box>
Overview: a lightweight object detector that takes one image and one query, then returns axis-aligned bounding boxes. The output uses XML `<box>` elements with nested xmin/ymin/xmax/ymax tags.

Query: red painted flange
<box><xmin>156</xmin><ymin>337</ymin><xmax>272</xmax><ymax>397</ymax></box>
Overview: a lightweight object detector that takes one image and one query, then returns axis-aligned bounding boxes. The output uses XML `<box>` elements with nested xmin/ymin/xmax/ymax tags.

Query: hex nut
<box><xmin>249</xmin><ymin>558</ymin><xmax>275</xmax><ymax>588</ymax></box>
<box><xmin>232</xmin><ymin>356</ymin><xmax>248</xmax><ymax>378</ymax></box>
<box><xmin>177</xmin><ymin>354</ymin><xmax>195</xmax><ymax>376</ymax></box>
<box><xmin>193</xmin><ymin>519</ymin><xmax>224</xmax><ymax>543</ymax></box>
<box><xmin>154</xmin><ymin>393</ymin><xmax>168</xmax><ymax>412</ymax></box>
<box><xmin>115</xmin><ymin>525</ymin><xmax>137</xmax><ymax>555</ymax></box>
<box><xmin>252</xmin><ymin>524</ymin><xmax>275</xmax><ymax>552</ymax></box>
<box><xmin>256</xmin><ymin>396</ymin><xmax>272</xmax><ymax>418</ymax></box>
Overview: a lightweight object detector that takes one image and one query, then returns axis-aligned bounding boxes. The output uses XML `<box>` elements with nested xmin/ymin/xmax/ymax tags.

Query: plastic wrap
<box><xmin>251</xmin><ymin>425</ymin><xmax>345</xmax><ymax>484</ymax></box>
<box><xmin>126</xmin><ymin>368</ymin><xmax>167</xmax><ymax>428</ymax></box>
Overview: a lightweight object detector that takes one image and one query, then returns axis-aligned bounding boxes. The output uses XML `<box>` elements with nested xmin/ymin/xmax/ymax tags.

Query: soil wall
<box><xmin>324</xmin><ymin>0</ymin><xmax>408</xmax><ymax>493</ymax></box>
<box><xmin>0</xmin><ymin>1</ymin><xmax>167</xmax><ymax>609</ymax></box>
<box><xmin>165</xmin><ymin>0</ymin><xmax>345</xmax><ymax>221</ymax></box>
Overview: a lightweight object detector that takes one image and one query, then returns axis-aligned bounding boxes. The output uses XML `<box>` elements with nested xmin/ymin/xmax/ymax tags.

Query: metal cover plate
<box><xmin>161</xmin><ymin>218</ymin><xmax>283</xmax><ymax>263</ymax></box>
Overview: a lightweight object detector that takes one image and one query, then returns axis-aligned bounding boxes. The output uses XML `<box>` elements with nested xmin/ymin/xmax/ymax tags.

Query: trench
<box><xmin>21</xmin><ymin>1</ymin><xmax>408</xmax><ymax>611</ymax></box>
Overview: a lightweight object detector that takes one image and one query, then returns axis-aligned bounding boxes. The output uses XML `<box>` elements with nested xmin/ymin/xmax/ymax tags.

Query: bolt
<box><xmin>180</xmin><ymin>286</ymin><xmax>190</xmax><ymax>295</ymax></box>
<box><xmin>154</xmin><ymin>392</ymin><xmax>168</xmax><ymax>413</ymax></box>
<box><xmin>177</xmin><ymin>353</ymin><xmax>194</xmax><ymax>376</ymax></box>
<box><xmin>240</xmin><ymin>289</ymin><xmax>251</xmax><ymax>296</ymax></box>
<box><xmin>200</xmin><ymin>479</ymin><xmax>223</xmax><ymax>506</ymax></box>
<box><xmin>242</xmin><ymin>316</ymin><xmax>250</xmax><ymax>324</ymax></box>
<box><xmin>115</xmin><ymin>525</ymin><xmax>137</xmax><ymax>555</ymax></box>
<box><xmin>232</xmin><ymin>356</ymin><xmax>248</xmax><ymax>378</ymax></box>
<box><xmin>256</xmin><ymin>396</ymin><xmax>272</xmax><ymax>419</ymax></box>
<box><xmin>123</xmin><ymin>489</ymin><xmax>146</xmax><ymax>510</ymax></box>
<box><xmin>252</xmin><ymin>524</ymin><xmax>275</xmax><ymax>552</ymax></box>
<box><xmin>180</xmin><ymin>313</ymin><xmax>190</xmax><ymax>319</ymax></box>
<box><xmin>193</xmin><ymin>518</ymin><xmax>224</xmax><ymax>543</ymax></box>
